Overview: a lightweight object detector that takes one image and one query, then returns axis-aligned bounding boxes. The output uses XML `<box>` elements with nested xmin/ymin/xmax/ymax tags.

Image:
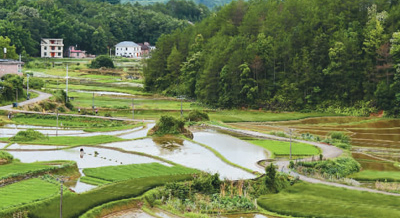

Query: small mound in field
<box><xmin>148</xmin><ymin>115</ymin><xmax>193</xmax><ymax>139</ymax></box>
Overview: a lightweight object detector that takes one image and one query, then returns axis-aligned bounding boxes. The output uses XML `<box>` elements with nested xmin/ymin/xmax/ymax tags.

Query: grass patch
<box><xmin>248</xmin><ymin>139</ymin><xmax>320</xmax><ymax>157</ymax></box>
<box><xmin>12</xmin><ymin>113</ymin><xmax>134</xmax><ymax>129</ymax></box>
<box><xmin>209</xmin><ymin>110</ymin><xmax>338</xmax><ymax>123</ymax></box>
<box><xmin>351</xmin><ymin>170</ymin><xmax>400</xmax><ymax>182</ymax></box>
<box><xmin>258</xmin><ymin>182</ymin><xmax>400</xmax><ymax>218</ymax></box>
<box><xmin>27</xmin><ymin>174</ymin><xmax>193</xmax><ymax>218</ymax></box>
<box><xmin>0</xmin><ymin>178</ymin><xmax>60</xmax><ymax>211</ymax></box>
<box><xmin>15</xmin><ymin>135</ymin><xmax>124</xmax><ymax>146</ymax></box>
<box><xmin>79</xmin><ymin>176</ymin><xmax>111</xmax><ymax>186</ymax></box>
<box><xmin>47</xmin><ymin>83</ymin><xmax>148</xmax><ymax>96</ymax></box>
<box><xmin>82</xmin><ymin>163</ymin><xmax>199</xmax><ymax>184</ymax></box>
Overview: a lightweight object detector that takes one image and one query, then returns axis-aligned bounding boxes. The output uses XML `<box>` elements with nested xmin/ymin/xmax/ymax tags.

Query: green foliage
<box><xmin>26</xmin><ymin>77</ymin><xmax>44</xmax><ymax>89</ymax></box>
<box><xmin>188</xmin><ymin>110</ymin><xmax>209</xmax><ymax>122</ymax></box>
<box><xmin>0</xmin><ymin>36</ymin><xmax>18</xmax><ymax>59</ymax></box>
<box><xmin>89</xmin><ymin>55</ymin><xmax>115</xmax><ymax>69</ymax></box>
<box><xmin>258</xmin><ymin>182</ymin><xmax>400</xmax><ymax>218</ymax></box>
<box><xmin>0</xmin><ymin>151</ymin><xmax>13</xmax><ymax>163</ymax></box>
<box><xmin>18</xmin><ymin>135</ymin><xmax>124</xmax><ymax>146</ymax></box>
<box><xmin>0</xmin><ymin>0</ymin><xmax>187</xmax><ymax>56</ymax></box>
<box><xmin>351</xmin><ymin>170</ymin><xmax>400</xmax><ymax>182</ymax></box>
<box><xmin>265</xmin><ymin>163</ymin><xmax>277</xmax><ymax>193</ymax></box>
<box><xmin>0</xmin><ymin>74</ymin><xmax>24</xmax><ymax>103</ymax></box>
<box><xmin>329</xmin><ymin>131</ymin><xmax>350</xmax><ymax>143</ymax></box>
<box><xmin>152</xmin><ymin>115</ymin><xmax>185</xmax><ymax>135</ymax></box>
<box><xmin>296</xmin><ymin>157</ymin><xmax>361</xmax><ymax>178</ymax></box>
<box><xmin>144</xmin><ymin>0</ymin><xmax>400</xmax><ymax>115</ymax></box>
<box><xmin>10</xmin><ymin>129</ymin><xmax>45</xmax><ymax>142</ymax></box>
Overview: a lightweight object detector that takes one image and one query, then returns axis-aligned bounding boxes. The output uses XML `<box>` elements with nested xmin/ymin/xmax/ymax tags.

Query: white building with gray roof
<box><xmin>115</xmin><ymin>41</ymin><xmax>141</xmax><ymax>58</ymax></box>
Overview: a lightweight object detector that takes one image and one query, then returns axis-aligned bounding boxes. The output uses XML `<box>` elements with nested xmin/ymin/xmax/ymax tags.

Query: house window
<box><xmin>44</xmin><ymin>52</ymin><xmax>47</xmax><ymax>56</ymax></box>
<box><xmin>126</xmin><ymin>47</ymin><xmax>128</xmax><ymax>51</ymax></box>
<box><xmin>44</xmin><ymin>46</ymin><xmax>47</xmax><ymax>50</ymax></box>
<box><xmin>58</xmin><ymin>47</ymin><xmax>61</xmax><ymax>50</ymax></box>
<box><xmin>77</xmin><ymin>53</ymin><xmax>80</xmax><ymax>57</ymax></box>
<box><xmin>58</xmin><ymin>52</ymin><xmax>61</xmax><ymax>56</ymax></box>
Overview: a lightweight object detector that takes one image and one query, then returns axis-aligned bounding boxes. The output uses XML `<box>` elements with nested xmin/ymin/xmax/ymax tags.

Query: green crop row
<box><xmin>258</xmin><ymin>182</ymin><xmax>400</xmax><ymax>218</ymax></box>
<box><xmin>248</xmin><ymin>139</ymin><xmax>320</xmax><ymax>157</ymax></box>
<box><xmin>82</xmin><ymin>163</ymin><xmax>199</xmax><ymax>184</ymax></box>
<box><xmin>0</xmin><ymin>178</ymin><xmax>60</xmax><ymax>211</ymax></box>
<box><xmin>0</xmin><ymin>161</ymin><xmax>76</xmax><ymax>181</ymax></box>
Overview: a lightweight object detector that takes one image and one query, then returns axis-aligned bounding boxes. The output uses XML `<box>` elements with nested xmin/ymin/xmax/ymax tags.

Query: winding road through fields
<box><xmin>2</xmin><ymin>90</ymin><xmax>400</xmax><ymax>196</ymax></box>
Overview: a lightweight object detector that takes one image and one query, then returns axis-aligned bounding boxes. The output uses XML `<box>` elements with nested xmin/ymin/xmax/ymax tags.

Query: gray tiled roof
<box><xmin>115</xmin><ymin>41</ymin><xmax>140</xmax><ymax>47</ymax></box>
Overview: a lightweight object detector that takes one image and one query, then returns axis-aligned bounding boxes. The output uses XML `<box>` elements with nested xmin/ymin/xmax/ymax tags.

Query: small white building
<box><xmin>41</xmin><ymin>38</ymin><xmax>63</xmax><ymax>58</ymax></box>
<box><xmin>115</xmin><ymin>41</ymin><xmax>141</xmax><ymax>58</ymax></box>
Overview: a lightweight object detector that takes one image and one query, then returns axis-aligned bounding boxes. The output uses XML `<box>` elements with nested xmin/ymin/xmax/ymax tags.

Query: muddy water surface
<box><xmin>193</xmin><ymin>131</ymin><xmax>267</xmax><ymax>173</ymax></box>
<box><xmin>103</xmin><ymin>138</ymin><xmax>256</xmax><ymax>180</ymax></box>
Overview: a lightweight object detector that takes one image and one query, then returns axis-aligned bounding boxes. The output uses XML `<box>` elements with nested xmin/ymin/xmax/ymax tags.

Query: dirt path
<box><xmin>210</xmin><ymin>125</ymin><xmax>400</xmax><ymax>196</ymax></box>
<box><xmin>0</xmin><ymin>90</ymin><xmax>52</xmax><ymax>110</ymax></box>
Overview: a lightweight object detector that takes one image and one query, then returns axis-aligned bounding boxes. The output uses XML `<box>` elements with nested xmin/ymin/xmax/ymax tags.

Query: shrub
<box><xmin>153</xmin><ymin>115</ymin><xmax>185</xmax><ymax>135</ymax></box>
<box><xmin>188</xmin><ymin>110</ymin><xmax>209</xmax><ymax>122</ymax></box>
<box><xmin>329</xmin><ymin>131</ymin><xmax>350</xmax><ymax>143</ymax></box>
<box><xmin>0</xmin><ymin>151</ymin><xmax>13</xmax><ymax>164</ymax></box>
<box><xmin>10</xmin><ymin>129</ymin><xmax>46</xmax><ymax>141</ymax></box>
<box><xmin>27</xmin><ymin>77</ymin><xmax>44</xmax><ymax>89</ymax></box>
<box><xmin>297</xmin><ymin>157</ymin><xmax>361</xmax><ymax>178</ymax></box>
<box><xmin>89</xmin><ymin>55</ymin><xmax>114</xmax><ymax>69</ymax></box>
<box><xmin>265</xmin><ymin>163</ymin><xmax>277</xmax><ymax>193</ymax></box>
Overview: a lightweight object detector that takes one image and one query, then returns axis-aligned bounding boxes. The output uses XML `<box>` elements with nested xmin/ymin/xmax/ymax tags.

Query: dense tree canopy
<box><xmin>144</xmin><ymin>0</ymin><xmax>400</xmax><ymax>116</ymax></box>
<box><xmin>0</xmin><ymin>0</ymin><xmax>195</xmax><ymax>56</ymax></box>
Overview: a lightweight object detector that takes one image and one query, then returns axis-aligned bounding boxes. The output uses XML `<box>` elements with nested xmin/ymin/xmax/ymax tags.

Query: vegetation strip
<box><xmin>258</xmin><ymin>182</ymin><xmax>400</xmax><ymax>218</ymax></box>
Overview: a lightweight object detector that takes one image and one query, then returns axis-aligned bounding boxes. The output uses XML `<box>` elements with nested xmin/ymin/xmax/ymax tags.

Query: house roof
<box><xmin>115</xmin><ymin>41</ymin><xmax>140</xmax><ymax>47</ymax></box>
<box><xmin>0</xmin><ymin>59</ymin><xmax>23</xmax><ymax>65</ymax></box>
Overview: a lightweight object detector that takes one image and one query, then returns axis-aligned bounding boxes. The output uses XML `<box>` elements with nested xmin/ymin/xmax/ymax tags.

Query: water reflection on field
<box><xmin>103</xmin><ymin>138</ymin><xmax>255</xmax><ymax>180</ymax></box>
<box><xmin>193</xmin><ymin>131</ymin><xmax>267</xmax><ymax>173</ymax></box>
<box><xmin>8</xmin><ymin>146</ymin><xmax>164</xmax><ymax>168</ymax></box>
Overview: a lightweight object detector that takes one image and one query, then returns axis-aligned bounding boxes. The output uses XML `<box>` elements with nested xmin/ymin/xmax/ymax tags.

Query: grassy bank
<box><xmin>0</xmin><ymin>161</ymin><xmax>74</xmax><ymax>180</ymax></box>
<box><xmin>248</xmin><ymin>140</ymin><xmax>320</xmax><ymax>158</ymax></box>
<box><xmin>11</xmin><ymin>135</ymin><xmax>125</xmax><ymax>147</ymax></box>
<box><xmin>258</xmin><ymin>182</ymin><xmax>400</xmax><ymax>218</ymax></box>
<box><xmin>351</xmin><ymin>170</ymin><xmax>400</xmax><ymax>182</ymax></box>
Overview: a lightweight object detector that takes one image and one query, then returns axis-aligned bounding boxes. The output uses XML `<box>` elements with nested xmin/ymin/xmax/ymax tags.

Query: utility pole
<box><xmin>66</xmin><ymin>64</ymin><xmax>68</xmax><ymax>103</ymax></box>
<box><xmin>92</xmin><ymin>92</ymin><xmax>95</xmax><ymax>112</ymax></box>
<box><xmin>56</xmin><ymin>110</ymin><xmax>59</xmax><ymax>137</ymax></box>
<box><xmin>180</xmin><ymin>98</ymin><xmax>183</xmax><ymax>117</ymax></box>
<box><xmin>289</xmin><ymin>128</ymin><xmax>293</xmax><ymax>160</ymax></box>
<box><xmin>58</xmin><ymin>177</ymin><xmax>64</xmax><ymax>218</ymax></box>
<box><xmin>132</xmin><ymin>98</ymin><xmax>135</xmax><ymax>120</ymax></box>
<box><xmin>27</xmin><ymin>74</ymin><xmax>29</xmax><ymax>99</ymax></box>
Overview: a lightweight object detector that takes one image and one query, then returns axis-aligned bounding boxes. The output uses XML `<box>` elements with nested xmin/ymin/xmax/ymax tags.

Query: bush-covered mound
<box><xmin>295</xmin><ymin>157</ymin><xmax>361</xmax><ymax>178</ymax></box>
<box><xmin>10</xmin><ymin>129</ymin><xmax>46</xmax><ymax>142</ymax></box>
<box><xmin>0</xmin><ymin>151</ymin><xmax>13</xmax><ymax>165</ymax></box>
<box><xmin>89</xmin><ymin>55</ymin><xmax>115</xmax><ymax>69</ymax></box>
<box><xmin>188</xmin><ymin>110</ymin><xmax>209</xmax><ymax>122</ymax></box>
<box><xmin>148</xmin><ymin>115</ymin><xmax>193</xmax><ymax>138</ymax></box>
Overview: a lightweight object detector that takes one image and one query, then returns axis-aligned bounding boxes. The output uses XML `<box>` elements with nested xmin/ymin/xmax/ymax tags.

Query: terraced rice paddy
<box><xmin>0</xmin><ymin>178</ymin><xmax>60</xmax><ymax>211</ymax></box>
<box><xmin>258</xmin><ymin>182</ymin><xmax>400</xmax><ymax>218</ymax></box>
<box><xmin>0</xmin><ymin>162</ymin><xmax>59</xmax><ymax>180</ymax></box>
<box><xmin>81</xmin><ymin>163</ymin><xmax>198</xmax><ymax>184</ymax></box>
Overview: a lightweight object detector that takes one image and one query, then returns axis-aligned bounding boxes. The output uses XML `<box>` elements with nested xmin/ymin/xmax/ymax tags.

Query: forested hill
<box><xmin>144</xmin><ymin>0</ymin><xmax>400</xmax><ymax>115</ymax></box>
<box><xmin>0</xmin><ymin>0</ymin><xmax>198</xmax><ymax>56</ymax></box>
